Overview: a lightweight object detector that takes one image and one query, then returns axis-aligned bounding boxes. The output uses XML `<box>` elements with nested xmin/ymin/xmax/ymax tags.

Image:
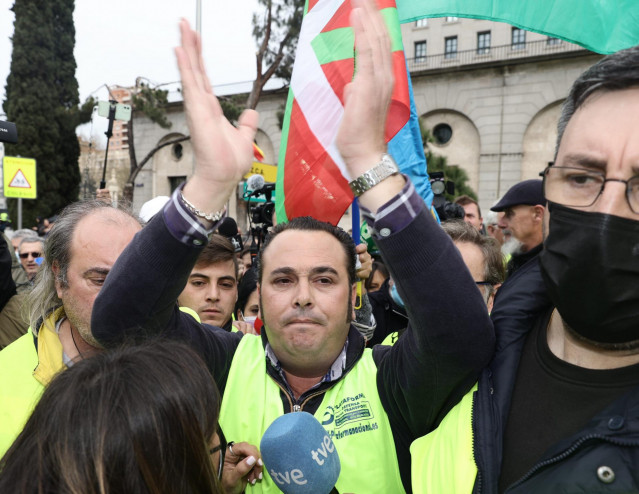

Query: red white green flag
<box><xmin>275</xmin><ymin>0</ymin><xmax>411</xmax><ymax>225</ymax></box>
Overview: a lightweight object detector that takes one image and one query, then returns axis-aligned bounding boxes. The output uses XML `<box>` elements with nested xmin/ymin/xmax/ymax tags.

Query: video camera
<box><xmin>245</xmin><ymin>175</ymin><xmax>275</xmax><ymax>228</ymax></box>
<box><xmin>244</xmin><ymin>175</ymin><xmax>276</xmax><ymax>266</ymax></box>
<box><xmin>430</xmin><ymin>172</ymin><xmax>465</xmax><ymax>221</ymax></box>
<box><xmin>0</xmin><ymin>121</ymin><xmax>18</xmax><ymax>144</ymax></box>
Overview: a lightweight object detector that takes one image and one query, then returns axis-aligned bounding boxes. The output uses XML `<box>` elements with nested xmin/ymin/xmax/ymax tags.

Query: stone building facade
<box><xmin>403</xmin><ymin>17</ymin><xmax>601</xmax><ymax>211</ymax></box>
<box><xmin>128</xmin><ymin>17</ymin><xmax>602</xmax><ymax>224</ymax></box>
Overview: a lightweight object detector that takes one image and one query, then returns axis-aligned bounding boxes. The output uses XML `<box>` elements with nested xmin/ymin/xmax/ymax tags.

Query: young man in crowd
<box><xmin>178</xmin><ymin>234</ymin><xmax>238</xmax><ymax>330</ymax></box>
<box><xmin>455</xmin><ymin>194</ymin><xmax>483</xmax><ymax>232</ymax></box>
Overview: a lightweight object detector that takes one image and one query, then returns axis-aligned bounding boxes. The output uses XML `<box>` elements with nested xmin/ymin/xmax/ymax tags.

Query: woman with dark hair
<box><xmin>0</xmin><ymin>341</ymin><xmax>261</xmax><ymax>493</ymax></box>
<box><xmin>234</xmin><ymin>267</ymin><xmax>260</xmax><ymax>327</ymax></box>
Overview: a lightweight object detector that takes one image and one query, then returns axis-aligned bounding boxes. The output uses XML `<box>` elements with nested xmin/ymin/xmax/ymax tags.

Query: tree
<box><xmin>421</xmin><ymin>123</ymin><xmax>477</xmax><ymax>201</ymax></box>
<box><xmin>121</xmin><ymin>80</ymin><xmax>173</xmax><ymax>204</ymax></box>
<box><xmin>122</xmin><ymin>0</ymin><xmax>305</xmax><ymax>204</ymax></box>
<box><xmin>3</xmin><ymin>0</ymin><xmax>92</xmax><ymax>228</ymax></box>
<box><xmin>120</xmin><ymin>81</ymin><xmax>248</xmax><ymax>205</ymax></box>
<box><xmin>247</xmin><ymin>0</ymin><xmax>304</xmax><ymax>109</ymax></box>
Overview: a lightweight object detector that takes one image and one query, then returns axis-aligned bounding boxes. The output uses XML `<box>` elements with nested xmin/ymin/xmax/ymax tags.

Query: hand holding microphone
<box><xmin>222</xmin><ymin>441</ymin><xmax>263</xmax><ymax>494</ymax></box>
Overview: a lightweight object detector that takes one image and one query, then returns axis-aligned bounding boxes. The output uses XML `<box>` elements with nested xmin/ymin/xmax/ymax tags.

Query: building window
<box><xmin>444</xmin><ymin>36</ymin><xmax>458</xmax><ymax>59</ymax></box>
<box><xmin>446</xmin><ymin>16</ymin><xmax>458</xmax><ymax>22</ymax></box>
<box><xmin>477</xmin><ymin>31</ymin><xmax>491</xmax><ymax>54</ymax></box>
<box><xmin>547</xmin><ymin>36</ymin><xmax>562</xmax><ymax>46</ymax></box>
<box><xmin>511</xmin><ymin>27</ymin><xmax>526</xmax><ymax>49</ymax></box>
<box><xmin>169</xmin><ymin>176</ymin><xmax>187</xmax><ymax>193</ymax></box>
<box><xmin>172</xmin><ymin>143</ymin><xmax>184</xmax><ymax>160</ymax></box>
<box><xmin>414</xmin><ymin>41</ymin><xmax>427</xmax><ymax>63</ymax></box>
<box><xmin>415</xmin><ymin>18</ymin><xmax>428</xmax><ymax>27</ymax></box>
<box><xmin>433</xmin><ymin>123</ymin><xmax>453</xmax><ymax>145</ymax></box>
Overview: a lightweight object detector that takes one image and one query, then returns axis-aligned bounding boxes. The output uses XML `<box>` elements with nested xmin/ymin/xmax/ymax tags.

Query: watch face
<box><xmin>431</xmin><ymin>180</ymin><xmax>446</xmax><ymax>195</ymax></box>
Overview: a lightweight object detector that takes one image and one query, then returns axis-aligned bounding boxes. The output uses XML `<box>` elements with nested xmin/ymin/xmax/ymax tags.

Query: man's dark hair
<box><xmin>365</xmin><ymin>260</ymin><xmax>389</xmax><ymax>292</ymax></box>
<box><xmin>454</xmin><ymin>195</ymin><xmax>482</xmax><ymax>219</ymax></box>
<box><xmin>195</xmin><ymin>234</ymin><xmax>238</xmax><ymax>279</ymax></box>
<box><xmin>442</xmin><ymin>220</ymin><xmax>505</xmax><ymax>286</ymax></box>
<box><xmin>257</xmin><ymin>216</ymin><xmax>357</xmax><ymax>285</ymax></box>
<box><xmin>235</xmin><ymin>266</ymin><xmax>258</xmax><ymax>317</ymax></box>
<box><xmin>556</xmin><ymin>46</ymin><xmax>639</xmax><ymax>157</ymax></box>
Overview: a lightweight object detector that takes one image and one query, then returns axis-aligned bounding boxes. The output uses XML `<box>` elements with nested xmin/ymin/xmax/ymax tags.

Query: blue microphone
<box><xmin>260</xmin><ymin>412</ymin><xmax>340</xmax><ymax>494</ymax></box>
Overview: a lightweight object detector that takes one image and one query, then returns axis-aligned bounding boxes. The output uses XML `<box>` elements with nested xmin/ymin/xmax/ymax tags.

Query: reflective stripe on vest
<box><xmin>219</xmin><ymin>334</ymin><xmax>405</xmax><ymax>493</ymax></box>
<box><xmin>410</xmin><ymin>384</ymin><xmax>478</xmax><ymax>493</ymax></box>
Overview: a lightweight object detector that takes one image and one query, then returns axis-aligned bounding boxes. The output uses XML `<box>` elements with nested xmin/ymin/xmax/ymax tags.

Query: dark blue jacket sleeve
<box><xmin>373</xmin><ymin>208</ymin><xmax>495</xmax><ymax>440</ymax></box>
<box><xmin>91</xmin><ymin>212</ymin><xmax>241</xmax><ymax>389</ymax></box>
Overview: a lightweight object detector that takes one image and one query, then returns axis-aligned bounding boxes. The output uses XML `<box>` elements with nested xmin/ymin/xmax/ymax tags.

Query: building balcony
<box><xmin>407</xmin><ymin>38</ymin><xmax>591</xmax><ymax>74</ymax></box>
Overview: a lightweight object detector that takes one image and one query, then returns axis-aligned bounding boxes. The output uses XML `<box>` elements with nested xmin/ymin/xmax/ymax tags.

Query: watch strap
<box><xmin>349</xmin><ymin>154</ymin><xmax>399</xmax><ymax>197</ymax></box>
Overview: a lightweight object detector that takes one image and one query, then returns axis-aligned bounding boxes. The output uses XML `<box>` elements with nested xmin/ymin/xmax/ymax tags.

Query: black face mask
<box><xmin>539</xmin><ymin>202</ymin><xmax>639</xmax><ymax>345</ymax></box>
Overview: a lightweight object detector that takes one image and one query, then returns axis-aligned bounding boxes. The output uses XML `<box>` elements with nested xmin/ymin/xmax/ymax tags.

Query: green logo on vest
<box><xmin>322</xmin><ymin>393</ymin><xmax>379</xmax><ymax>441</ymax></box>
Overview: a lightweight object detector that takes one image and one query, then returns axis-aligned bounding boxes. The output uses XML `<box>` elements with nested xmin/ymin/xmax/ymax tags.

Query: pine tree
<box><xmin>3</xmin><ymin>0</ymin><xmax>89</xmax><ymax>228</ymax></box>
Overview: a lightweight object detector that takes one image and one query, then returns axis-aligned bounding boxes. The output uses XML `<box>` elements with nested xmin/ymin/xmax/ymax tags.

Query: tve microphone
<box><xmin>246</xmin><ymin>174</ymin><xmax>265</xmax><ymax>194</ymax></box>
<box><xmin>218</xmin><ymin>217</ymin><xmax>243</xmax><ymax>252</ymax></box>
<box><xmin>260</xmin><ymin>412</ymin><xmax>340</xmax><ymax>494</ymax></box>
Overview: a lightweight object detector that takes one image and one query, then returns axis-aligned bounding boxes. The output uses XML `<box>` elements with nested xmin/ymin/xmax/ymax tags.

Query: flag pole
<box><xmin>351</xmin><ymin>198</ymin><xmax>360</xmax><ymax>245</ymax></box>
<box><xmin>351</xmin><ymin>199</ymin><xmax>363</xmax><ymax>309</ymax></box>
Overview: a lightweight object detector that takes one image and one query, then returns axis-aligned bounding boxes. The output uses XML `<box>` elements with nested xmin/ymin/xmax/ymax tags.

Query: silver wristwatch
<box><xmin>348</xmin><ymin>154</ymin><xmax>400</xmax><ymax>197</ymax></box>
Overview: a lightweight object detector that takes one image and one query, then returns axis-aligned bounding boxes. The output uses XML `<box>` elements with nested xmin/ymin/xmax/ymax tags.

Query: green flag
<box><xmin>396</xmin><ymin>0</ymin><xmax>639</xmax><ymax>54</ymax></box>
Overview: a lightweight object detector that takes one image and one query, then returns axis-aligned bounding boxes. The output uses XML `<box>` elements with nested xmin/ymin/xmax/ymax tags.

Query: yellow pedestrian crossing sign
<box><xmin>3</xmin><ymin>156</ymin><xmax>37</xmax><ymax>199</ymax></box>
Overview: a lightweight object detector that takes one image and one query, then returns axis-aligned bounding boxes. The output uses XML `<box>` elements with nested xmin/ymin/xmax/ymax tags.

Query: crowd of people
<box><xmin>1</xmin><ymin>0</ymin><xmax>639</xmax><ymax>492</ymax></box>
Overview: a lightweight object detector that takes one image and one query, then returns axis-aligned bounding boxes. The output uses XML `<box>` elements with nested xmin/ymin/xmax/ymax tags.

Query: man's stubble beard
<box><xmin>258</xmin><ymin>294</ymin><xmax>354</xmax><ymax>337</ymax></box>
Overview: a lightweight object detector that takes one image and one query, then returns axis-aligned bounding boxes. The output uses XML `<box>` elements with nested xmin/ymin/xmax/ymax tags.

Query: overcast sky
<box><xmin>0</xmin><ymin>0</ymin><xmax>267</xmax><ymax>142</ymax></box>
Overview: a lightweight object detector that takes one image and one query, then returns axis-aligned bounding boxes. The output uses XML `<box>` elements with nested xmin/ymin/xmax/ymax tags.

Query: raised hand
<box><xmin>336</xmin><ymin>0</ymin><xmax>405</xmax><ymax>211</ymax></box>
<box><xmin>336</xmin><ymin>0</ymin><xmax>393</xmax><ymax>176</ymax></box>
<box><xmin>175</xmin><ymin>19</ymin><xmax>259</xmax><ymax>219</ymax></box>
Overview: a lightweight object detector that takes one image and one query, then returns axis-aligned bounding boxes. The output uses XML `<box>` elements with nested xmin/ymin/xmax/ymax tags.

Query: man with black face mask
<box><xmin>411</xmin><ymin>46</ymin><xmax>639</xmax><ymax>493</ymax></box>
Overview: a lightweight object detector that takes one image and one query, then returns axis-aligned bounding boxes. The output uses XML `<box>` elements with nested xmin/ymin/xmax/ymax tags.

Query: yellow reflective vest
<box><xmin>0</xmin><ymin>306</ymin><xmax>201</xmax><ymax>458</ymax></box>
<box><xmin>0</xmin><ymin>307</ymin><xmax>66</xmax><ymax>457</ymax></box>
<box><xmin>219</xmin><ymin>334</ymin><xmax>405</xmax><ymax>493</ymax></box>
<box><xmin>410</xmin><ymin>384</ymin><xmax>478</xmax><ymax>493</ymax></box>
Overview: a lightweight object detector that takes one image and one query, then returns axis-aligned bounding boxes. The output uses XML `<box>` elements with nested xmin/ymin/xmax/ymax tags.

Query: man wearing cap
<box><xmin>491</xmin><ymin>179</ymin><xmax>545</xmax><ymax>277</ymax></box>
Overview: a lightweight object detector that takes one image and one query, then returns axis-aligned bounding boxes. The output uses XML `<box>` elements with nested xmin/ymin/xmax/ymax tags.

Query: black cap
<box><xmin>491</xmin><ymin>179</ymin><xmax>544</xmax><ymax>212</ymax></box>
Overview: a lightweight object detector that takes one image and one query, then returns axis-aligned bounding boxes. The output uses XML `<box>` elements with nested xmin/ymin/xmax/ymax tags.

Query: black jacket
<box><xmin>93</xmin><ymin>207</ymin><xmax>495</xmax><ymax>493</ymax></box>
<box><xmin>505</xmin><ymin>242</ymin><xmax>542</xmax><ymax>278</ymax></box>
<box><xmin>472</xmin><ymin>257</ymin><xmax>639</xmax><ymax>493</ymax></box>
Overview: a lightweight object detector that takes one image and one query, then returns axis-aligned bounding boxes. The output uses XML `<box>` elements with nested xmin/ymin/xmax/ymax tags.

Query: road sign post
<box><xmin>3</xmin><ymin>156</ymin><xmax>37</xmax><ymax>230</ymax></box>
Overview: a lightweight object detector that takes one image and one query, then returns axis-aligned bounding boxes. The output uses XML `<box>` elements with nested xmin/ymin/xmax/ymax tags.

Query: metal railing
<box><xmin>407</xmin><ymin>38</ymin><xmax>588</xmax><ymax>72</ymax></box>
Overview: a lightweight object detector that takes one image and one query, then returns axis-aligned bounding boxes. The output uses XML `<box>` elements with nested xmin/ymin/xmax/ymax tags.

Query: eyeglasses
<box><xmin>19</xmin><ymin>251</ymin><xmax>41</xmax><ymax>259</ymax></box>
<box><xmin>209</xmin><ymin>426</ymin><xmax>227</xmax><ymax>479</ymax></box>
<box><xmin>541</xmin><ymin>165</ymin><xmax>639</xmax><ymax>214</ymax></box>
